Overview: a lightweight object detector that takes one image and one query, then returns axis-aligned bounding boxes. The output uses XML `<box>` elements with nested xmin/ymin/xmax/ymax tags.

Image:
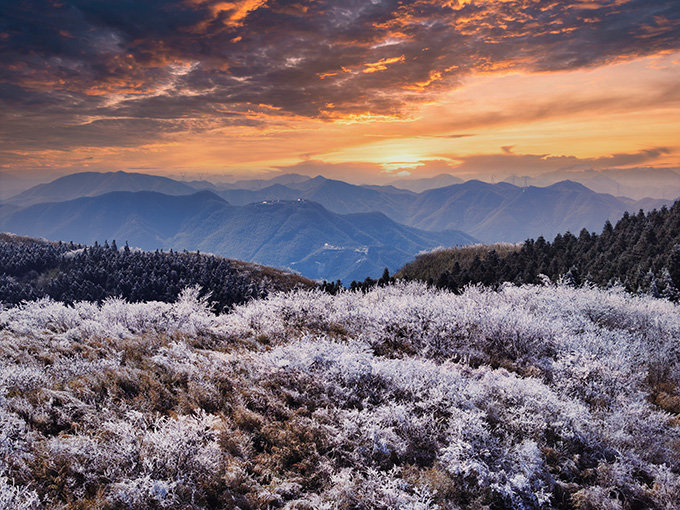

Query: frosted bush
<box><xmin>164</xmin><ymin>286</ymin><xmax>215</xmax><ymax>335</ymax></box>
<box><xmin>309</xmin><ymin>467</ymin><xmax>439</xmax><ymax>509</ymax></box>
<box><xmin>0</xmin><ymin>286</ymin><xmax>221</xmax><ymax>342</ymax></box>
<box><xmin>0</xmin><ymin>298</ymin><xmax>80</xmax><ymax>335</ymax></box>
<box><xmin>265</xmin><ymin>334</ymin><xmax>591</xmax><ymax>506</ymax></box>
<box><xmin>2</xmin><ymin>282</ymin><xmax>680</xmax><ymax>508</ymax></box>
<box><xmin>0</xmin><ymin>364</ymin><xmax>48</xmax><ymax>394</ymax></box>
<box><xmin>109</xmin><ymin>475</ymin><xmax>178</xmax><ymax>508</ymax></box>
<box><xmin>0</xmin><ymin>409</ymin><xmax>30</xmax><ymax>472</ymax></box>
<box><xmin>0</xmin><ymin>471</ymin><xmax>40</xmax><ymax>510</ymax></box>
<box><xmin>140</xmin><ymin>411</ymin><xmax>223</xmax><ymax>480</ymax></box>
<box><xmin>151</xmin><ymin>341</ymin><xmax>202</xmax><ymax>378</ymax></box>
<box><xmin>650</xmin><ymin>464</ymin><xmax>680</xmax><ymax>510</ymax></box>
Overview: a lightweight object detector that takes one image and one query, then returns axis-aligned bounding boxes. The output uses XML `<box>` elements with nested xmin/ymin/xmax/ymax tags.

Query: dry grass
<box><xmin>396</xmin><ymin>242</ymin><xmax>521</xmax><ymax>282</ymax></box>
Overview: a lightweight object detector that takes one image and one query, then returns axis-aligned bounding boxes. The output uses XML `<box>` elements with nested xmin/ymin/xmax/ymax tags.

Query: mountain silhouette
<box><xmin>5</xmin><ymin>171</ymin><xmax>200</xmax><ymax>206</ymax></box>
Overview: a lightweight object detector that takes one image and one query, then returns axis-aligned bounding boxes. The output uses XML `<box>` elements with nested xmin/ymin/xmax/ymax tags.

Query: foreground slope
<box><xmin>0</xmin><ymin>191</ymin><xmax>474</xmax><ymax>281</ymax></box>
<box><xmin>1</xmin><ymin>283</ymin><xmax>679</xmax><ymax>509</ymax></box>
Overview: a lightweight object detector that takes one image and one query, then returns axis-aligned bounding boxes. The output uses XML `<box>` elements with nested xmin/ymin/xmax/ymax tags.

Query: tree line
<box><xmin>397</xmin><ymin>201</ymin><xmax>680</xmax><ymax>300</ymax></box>
<box><xmin>0</xmin><ymin>235</ymin><xmax>311</xmax><ymax>311</ymax></box>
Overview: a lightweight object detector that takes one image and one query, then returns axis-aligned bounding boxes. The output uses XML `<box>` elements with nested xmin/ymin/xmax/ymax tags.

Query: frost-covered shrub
<box><xmin>109</xmin><ymin>475</ymin><xmax>178</xmax><ymax>509</ymax></box>
<box><xmin>0</xmin><ymin>470</ymin><xmax>40</xmax><ymax>510</ymax></box>
<box><xmin>0</xmin><ymin>286</ymin><xmax>215</xmax><ymax>342</ymax></box>
<box><xmin>1</xmin><ymin>282</ymin><xmax>680</xmax><ymax>509</ymax></box>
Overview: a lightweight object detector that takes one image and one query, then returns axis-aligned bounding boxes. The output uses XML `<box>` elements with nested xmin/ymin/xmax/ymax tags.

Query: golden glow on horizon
<box><xmin>4</xmin><ymin>51</ymin><xmax>679</xmax><ymax>181</ymax></box>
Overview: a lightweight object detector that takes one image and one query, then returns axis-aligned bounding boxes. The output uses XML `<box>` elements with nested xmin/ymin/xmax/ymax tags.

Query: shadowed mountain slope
<box><xmin>0</xmin><ymin>191</ymin><xmax>474</xmax><ymax>281</ymax></box>
<box><xmin>407</xmin><ymin>180</ymin><xmax>671</xmax><ymax>242</ymax></box>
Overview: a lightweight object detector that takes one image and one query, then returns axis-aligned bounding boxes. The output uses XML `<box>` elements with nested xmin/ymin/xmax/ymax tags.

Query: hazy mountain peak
<box><xmin>6</xmin><ymin>170</ymin><xmax>198</xmax><ymax>207</ymax></box>
<box><xmin>546</xmin><ymin>180</ymin><xmax>592</xmax><ymax>192</ymax></box>
<box><xmin>225</xmin><ymin>173</ymin><xmax>314</xmax><ymax>191</ymax></box>
<box><xmin>528</xmin><ymin>168</ymin><xmax>680</xmax><ymax>200</ymax></box>
<box><xmin>270</xmin><ymin>173</ymin><xmax>314</xmax><ymax>184</ymax></box>
<box><xmin>389</xmin><ymin>173</ymin><xmax>464</xmax><ymax>193</ymax></box>
<box><xmin>188</xmin><ymin>189</ymin><xmax>227</xmax><ymax>201</ymax></box>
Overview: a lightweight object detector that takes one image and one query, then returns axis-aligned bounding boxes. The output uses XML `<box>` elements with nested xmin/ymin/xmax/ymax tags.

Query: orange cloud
<box><xmin>362</xmin><ymin>56</ymin><xmax>406</xmax><ymax>73</ymax></box>
<box><xmin>184</xmin><ymin>0</ymin><xmax>267</xmax><ymax>26</ymax></box>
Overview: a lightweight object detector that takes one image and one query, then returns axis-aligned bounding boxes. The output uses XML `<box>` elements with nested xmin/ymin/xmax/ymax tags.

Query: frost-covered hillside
<box><xmin>1</xmin><ymin>283</ymin><xmax>680</xmax><ymax>509</ymax></box>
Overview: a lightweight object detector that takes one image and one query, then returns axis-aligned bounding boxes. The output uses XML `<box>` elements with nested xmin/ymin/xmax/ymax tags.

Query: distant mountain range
<box><xmin>0</xmin><ymin>190</ymin><xmax>473</xmax><ymax>281</ymax></box>
<box><xmin>402</xmin><ymin>179</ymin><xmax>668</xmax><ymax>242</ymax></box>
<box><xmin>219</xmin><ymin>173</ymin><xmax>313</xmax><ymax>191</ymax></box>
<box><xmin>212</xmin><ymin>176</ymin><xmax>671</xmax><ymax>242</ymax></box>
<box><xmin>1</xmin><ymin>170</ymin><xmax>676</xmax><ymax>280</ymax></box>
<box><xmin>504</xmin><ymin>167</ymin><xmax>680</xmax><ymax>201</ymax></box>
<box><xmin>388</xmin><ymin>173</ymin><xmax>464</xmax><ymax>193</ymax></box>
<box><xmin>0</xmin><ymin>171</ymin><xmax>35</xmax><ymax>201</ymax></box>
<box><xmin>4</xmin><ymin>171</ymin><xmax>199</xmax><ymax>207</ymax></box>
<box><xmin>216</xmin><ymin>176</ymin><xmax>416</xmax><ymax>220</ymax></box>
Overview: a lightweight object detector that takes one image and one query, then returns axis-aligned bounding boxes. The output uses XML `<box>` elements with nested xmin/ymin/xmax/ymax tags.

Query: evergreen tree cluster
<box><xmin>399</xmin><ymin>201</ymin><xmax>680</xmax><ymax>299</ymax></box>
<box><xmin>319</xmin><ymin>268</ymin><xmax>395</xmax><ymax>294</ymax></box>
<box><xmin>347</xmin><ymin>267</ymin><xmax>395</xmax><ymax>292</ymax></box>
<box><xmin>0</xmin><ymin>234</ymin><xmax>312</xmax><ymax>311</ymax></box>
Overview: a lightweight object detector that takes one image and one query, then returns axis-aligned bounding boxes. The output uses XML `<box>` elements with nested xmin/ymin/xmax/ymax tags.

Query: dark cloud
<box><xmin>1</xmin><ymin>0</ymin><xmax>679</xmax><ymax>151</ymax></box>
<box><xmin>585</xmin><ymin>148</ymin><xmax>673</xmax><ymax>168</ymax></box>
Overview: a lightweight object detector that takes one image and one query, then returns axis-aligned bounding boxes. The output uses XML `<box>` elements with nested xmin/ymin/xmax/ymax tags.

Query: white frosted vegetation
<box><xmin>0</xmin><ymin>282</ymin><xmax>679</xmax><ymax>508</ymax></box>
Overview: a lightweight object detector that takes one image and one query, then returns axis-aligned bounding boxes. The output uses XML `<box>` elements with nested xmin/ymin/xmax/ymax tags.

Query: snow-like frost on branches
<box><xmin>1</xmin><ymin>282</ymin><xmax>680</xmax><ymax>508</ymax></box>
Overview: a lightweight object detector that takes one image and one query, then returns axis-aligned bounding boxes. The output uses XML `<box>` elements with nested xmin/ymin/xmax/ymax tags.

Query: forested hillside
<box><xmin>1</xmin><ymin>283</ymin><xmax>679</xmax><ymax>509</ymax></box>
<box><xmin>0</xmin><ymin>234</ymin><xmax>313</xmax><ymax>311</ymax></box>
<box><xmin>398</xmin><ymin>201</ymin><xmax>680</xmax><ymax>298</ymax></box>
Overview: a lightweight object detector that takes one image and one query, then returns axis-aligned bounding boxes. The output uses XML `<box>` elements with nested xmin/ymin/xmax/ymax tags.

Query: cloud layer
<box><xmin>1</xmin><ymin>0</ymin><xmax>679</xmax><ymax>151</ymax></box>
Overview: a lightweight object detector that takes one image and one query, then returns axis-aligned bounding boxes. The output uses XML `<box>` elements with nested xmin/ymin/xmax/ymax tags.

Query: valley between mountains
<box><xmin>0</xmin><ymin>171</ymin><xmax>672</xmax><ymax>282</ymax></box>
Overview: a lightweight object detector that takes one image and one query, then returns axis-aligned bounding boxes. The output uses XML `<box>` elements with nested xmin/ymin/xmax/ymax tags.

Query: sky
<box><xmin>1</xmin><ymin>0</ymin><xmax>679</xmax><ymax>184</ymax></box>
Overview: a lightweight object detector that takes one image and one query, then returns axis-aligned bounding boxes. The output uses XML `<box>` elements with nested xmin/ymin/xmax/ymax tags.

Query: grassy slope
<box><xmin>396</xmin><ymin>243</ymin><xmax>521</xmax><ymax>282</ymax></box>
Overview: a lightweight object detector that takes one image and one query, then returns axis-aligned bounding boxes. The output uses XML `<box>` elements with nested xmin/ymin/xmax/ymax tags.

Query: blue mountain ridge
<box><xmin>3</xmin><ymin>170</ymin><xmax>675</xmax><ymax>255</ymax></box>
<box><xmin>0</xmin><ymin>190</ymin><xmax>474</xmax><ymax>281</ymax></box>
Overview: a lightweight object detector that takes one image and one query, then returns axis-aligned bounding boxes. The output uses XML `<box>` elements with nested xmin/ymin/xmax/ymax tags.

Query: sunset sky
<box><xmin>1</xmin><ymin>0</ymin><xmax>679</xmax><ymax>183</ymax></box>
